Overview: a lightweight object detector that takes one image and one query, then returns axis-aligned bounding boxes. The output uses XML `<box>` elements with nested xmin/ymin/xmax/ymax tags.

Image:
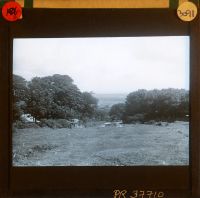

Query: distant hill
<box><xmin>94</xmin><ymin>93</ymin><xmax>127</xmax><ymax>108</ymax></box>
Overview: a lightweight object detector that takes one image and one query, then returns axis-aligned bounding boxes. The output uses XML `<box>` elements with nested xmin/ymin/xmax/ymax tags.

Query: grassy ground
<box><xmin>13</xmin><ymin>121</ymin><xmax>189</xmax><ymax>166</ymax></box>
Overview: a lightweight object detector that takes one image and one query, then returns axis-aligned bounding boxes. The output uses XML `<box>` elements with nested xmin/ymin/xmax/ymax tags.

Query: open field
<box><xmin>13</xmin><ymin>121</ymin><xmax>189</xmax><ymax>166</ymax></box>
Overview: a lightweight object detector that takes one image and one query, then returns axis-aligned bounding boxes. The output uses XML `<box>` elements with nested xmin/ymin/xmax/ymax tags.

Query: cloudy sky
<box><xmin>13</xmin><ymin>36</ymin><xmax>189</xmax><ymax>94</ymax></box>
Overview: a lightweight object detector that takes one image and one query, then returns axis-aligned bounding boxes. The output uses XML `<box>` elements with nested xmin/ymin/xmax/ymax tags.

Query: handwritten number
<box><xmin>178</xmin><ymin>9</ymin><xmax>195</xmax><ymax>18</ymax></box>
<box><xmin>130</xmin><ymin>190</ymin><xmax>138</xmax><ymax>198</ymax></box>
<box><xmin>114</xmin><ymin>190</ymin><xmax>165</xmax><ymax>198</ymax></box>
<box><xmin>138</xmin><ymin>190</ymin><xmax>145</xmax><ymax>198</ymax></box>
<box><xmin>158</xmin><ymin>192</ymin><xmax>165</xmax><ymax>198</ymax></box>
<box><xmin>146</xmin><ymin>191</ymin><xmax>154</xmax><ymax>198</ymax></box>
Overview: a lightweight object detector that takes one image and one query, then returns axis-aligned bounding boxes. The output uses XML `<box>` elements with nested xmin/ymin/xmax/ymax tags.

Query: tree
<box><xmin>80</xmin><ymin>92</ymin><xmax>98</xmax><ymax>120</ymax></box>
<box><xmin>123</xmin><ymin>88</ymin><xmax>189</xmax><ymax>123</ymax></box>
<box><xmin>13</xmin><ymin>73</ymin><xmax>101</xmax><ymax>123</ymax></box>
<box><xmin>25</xmin><ymin>74</ymin><xmax>99</xmax><ymax>122</ymax></box>
<box><xmin>13</xmin><ymin>75</ymin><xmax>28</xmax><ymax>121</ymax></box>
<box><xmin>109</xmin><ymin>103</ymin><xmax>125</xmax><ymax>121</ymax></box>
<box><xmin>124</xmin><ymin>89</ymin><xmax>148</xmax><ymax>123</ymax></box>
<box><xmin>95</xmin><ymin>106</ymin><xmax>110</xmax><ymax>121</ymax></box>
<box><xmin>26</xmin><ymin>74</ymin><xmax>84</xmax><ymax>121</ymax></box>
<box><xmin>13</xmin><ymin>75</ymin><xmax>28</xmax><ymax>101</ymax></box>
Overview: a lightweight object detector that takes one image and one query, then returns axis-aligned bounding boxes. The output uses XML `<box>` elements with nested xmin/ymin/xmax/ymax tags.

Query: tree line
<box><xmin>13</xmin><ymin>74</ymin><xmax>98</xmax><ymax>123</ymax></box>
<box><xmin>109</xmin><ymin>89</ymin><xmax>189</xmax><ymax>123</ymax></box>
<box><xmin>14</xmin><ymin>74</ymin><xmax>189</xmax><ymax>126</ymax></box>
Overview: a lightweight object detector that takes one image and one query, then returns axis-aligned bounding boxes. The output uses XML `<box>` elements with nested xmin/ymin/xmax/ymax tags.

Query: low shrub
<box><xmin>13</xmin><ymin>120</ymin><xmax>39</xmax><ymax>129</ymax></box>
<box><xmin>39</xmin><ymin>119</ymin><xmax>72</xmax><ymax>129</ymax></box>
<box><xmin>56</xmin><ymin>119</ymin><xmax>72</xmax><ymax>128</ymax></box>
<box><xmin>124</xmin><ymin>114</ymin><xmax>145</xmax><ymax>124</ymax></box>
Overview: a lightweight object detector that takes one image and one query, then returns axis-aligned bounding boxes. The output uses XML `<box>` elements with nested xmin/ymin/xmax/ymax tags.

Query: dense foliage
<box><xmin>13</xmin><ymin>74</ymin><xmax>189</xmax><ymax>126</ymax></box>
<box><xmin>13</xmin><ymin>74</ymin><xmax>98</xmax><ymax>122</ymax></box>
<box><xmin>109</xmin><ymin>103</ymin><xmax>125</xmax><ymax>121</ymax></box>
<box><xmin>13</xmin><ymin>75</ymin><xmax>28</xmax><ymax>121</ymax></box>
<box><xmin>120</xmin><ymin>89</ymin><xmax>189</xmax><ymax>123</ymax></box>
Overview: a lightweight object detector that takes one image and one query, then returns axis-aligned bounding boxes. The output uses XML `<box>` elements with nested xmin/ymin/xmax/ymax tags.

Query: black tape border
<box><xmin>24</xmin><ymin>0</ymin><xmax>33</xmax><ymax>8</ymax></box>
<box><xmin>169</xmin><ymin>0</ymin><xmax>200</xmax><ymax>8</ymax></box>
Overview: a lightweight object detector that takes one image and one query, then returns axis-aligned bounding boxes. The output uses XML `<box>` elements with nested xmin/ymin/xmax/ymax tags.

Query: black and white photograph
<box><xmin>12</xmin><ymin>36</ymin><xmax>189</xmax><ymax>166</ymax></box>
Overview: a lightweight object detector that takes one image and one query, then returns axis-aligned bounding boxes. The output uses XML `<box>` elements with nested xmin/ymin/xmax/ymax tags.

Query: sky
<box><xmin>13</xmin><ymin>36</ymin><xmax>189</xmax><ymax>94</ymax></box>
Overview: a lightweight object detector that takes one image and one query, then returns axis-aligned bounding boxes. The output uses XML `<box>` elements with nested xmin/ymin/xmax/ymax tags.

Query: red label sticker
<box><xmin>2</xmin><ymin>1</ymin><xmax>22</xmax><ymax>22</ymax></box>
